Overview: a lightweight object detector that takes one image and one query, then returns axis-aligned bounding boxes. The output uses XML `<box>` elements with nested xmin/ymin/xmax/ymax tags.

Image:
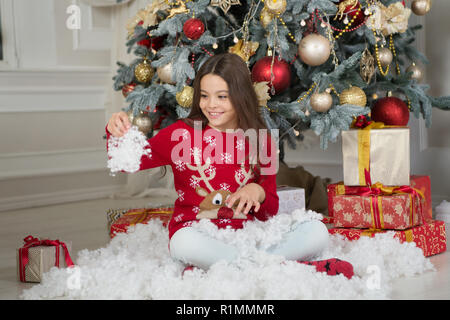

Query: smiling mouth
<box><xmin>208</xmin><ymin>111</ymin><xmax>224</xmax><ymax>119</ymax></box>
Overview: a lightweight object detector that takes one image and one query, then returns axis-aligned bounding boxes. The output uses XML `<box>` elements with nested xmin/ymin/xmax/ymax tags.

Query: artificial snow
<box><xmin>436</xmin><ymin>200</ymin><xmax>450</xmax><ymax>223</ymax></box>
<box><xmin>20</xmin><ymin>208</ymin><xmax>434</xmax><ymax>300</ymax></box>
<box><xmin>107</xmin><ymin>126</ymin><xmax>151</xmax><ymax>175</ymax></box>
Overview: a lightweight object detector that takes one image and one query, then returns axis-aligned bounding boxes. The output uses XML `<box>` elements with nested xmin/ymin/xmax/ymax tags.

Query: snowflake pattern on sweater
<box><xmin>106</xmin><ymin>120</ymin><xmax>279</xmax><ymax>239</ymax></box>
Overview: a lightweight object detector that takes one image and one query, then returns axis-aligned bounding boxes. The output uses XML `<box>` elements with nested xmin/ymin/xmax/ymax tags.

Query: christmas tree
<box><xmin>112</xmin><ymin>0</ymin><xmax>449</xmax><ymax>151</ymax></box>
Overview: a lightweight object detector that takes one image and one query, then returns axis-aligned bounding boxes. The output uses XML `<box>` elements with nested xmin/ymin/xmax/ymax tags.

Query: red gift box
<box><xmin>110</xmin><ymin>207</ymin><xmax>174</xmax><ymax>238</ymax></box>
<box><xmin>326</xmin><ymin>175</ymin><xmax>431</xmax><ymax>230</ymax></box>
<box><xmin>328</xmin><ymin>220</ymin><xmax>447</xmax><ymax>257</ymax></box>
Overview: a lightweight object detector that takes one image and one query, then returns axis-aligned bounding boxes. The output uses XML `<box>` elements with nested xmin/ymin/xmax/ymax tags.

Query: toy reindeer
<box><xmin>334</xmin><ymin>0</ymin><xmax>359</xmax><ymax>20</ymax></box>
<box><xmin>186</xmin><ymin>153</ymin><xmax>254</xmax><ymax>219</ymax></box>
<box><xmin>167</xmin><ymin>0</ymin><xmax>189</xmax><ymax>19</ymax></box>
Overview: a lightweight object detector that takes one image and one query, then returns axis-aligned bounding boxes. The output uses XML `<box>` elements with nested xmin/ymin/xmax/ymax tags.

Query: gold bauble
<box><xmin>411</xmin><ymin>0</ymin><xmax>431</xmax><ymax>16</ymax></box>
<box><xmin>176</xmin><ymin>86</ymin><xmax>194</xmax><ymax>108</ymax></box>
<box><xmin>339</xmin><ymin>86</ymin><xmax>367</xmax><ymax>107</ymax></box>
<box><xmin>377</xmin><ymin>47</ymin><xmax>393</xmax><ymax>69</ymax></box>
<box><xmin>264</xmin><ymin>0</ymin><xmax>287</xmax><ymax>14</ymax></box>
<box><xmin>406</xmin><ymin>62</ymin><xmax>424</xmax><ymax>82</ymax></box>
<box><xmin>157</xmin><ymin>63</ymin><xmax>176</xmax><ymax>84</ymax></box>
<box><xmin>298</xmin><ymin>34</ymin><xmax>331</xmax><ymax>66</ymax></box>
<box><xmin>134</xmin><ymin>58</ymin><xmax>154</xmax><ymax>83</ymax></box>
<box><xmin>260</xmin><ymin>7</ymin><xmax>274</xmax><ymax>28</ymax></box>
<box><xmin>133</xmin><ymin>111</ymin><xmax>153</xmax><ymax>135</ymax></box>
<box><xmin>310</xmin><ymin>92</ymin><xmax>333</xmax><ymax>113</ymax></box>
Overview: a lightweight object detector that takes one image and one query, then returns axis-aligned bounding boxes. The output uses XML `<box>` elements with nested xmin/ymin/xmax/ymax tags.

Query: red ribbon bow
<box><xmin>18</xmin><ymin>235</ymin><xmax>75</xmax><ymax>282</ymax></box>
<box><xmin>352</xmin><ymin>115</ymin><xmax>373</xmax><ymax>129</ymax></box>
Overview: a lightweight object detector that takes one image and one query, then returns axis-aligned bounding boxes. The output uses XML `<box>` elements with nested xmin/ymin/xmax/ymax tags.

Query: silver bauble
<box><xmin>133</xmin><ymin>111</ymin><xmax>153</xmax><ymax>135</ymax></box>
<box><xmin>378</xmin><ymin>47</ymin><xmax>393</xmax><ymax>68</ymax></box>
<box><xmin>298</xmin><ymin>34</ymin><xmax>331</xmax><ymax>66</ymax></box>
<box><xmin>406</xmin><ymin>63</ymin><xmax>424</xmax><ymax>82</ymax></box>
<box><xmin>157</xmin><ymin>63</ymin><xmax>176</xmax><ymax>84</ymax></box>
<box><xmin>310</xmin><ymin>92</ymin><xmax>333</xmax><ymax>113</ymax></box>
<box><xmin>411</xmin><ymin>0</ymin><xmax>432</xmax><ymax>16</ymax></box>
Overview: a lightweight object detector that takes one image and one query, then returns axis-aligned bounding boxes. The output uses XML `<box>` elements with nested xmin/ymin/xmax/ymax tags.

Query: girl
<box><xmin>106</xmin><ymin>53</ymin><xmax>353</xmax><ymax>279</ymax></box>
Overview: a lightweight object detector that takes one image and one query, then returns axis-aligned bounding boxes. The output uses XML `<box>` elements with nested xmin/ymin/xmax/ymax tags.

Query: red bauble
<box><xmin>336</xmin><ymin>0</ymin><xmax>365</xmax><ymax>26</ymax></box>
<box><xmin>371</xmin><ymin>97</ymin><xmax>410</xmax><ymax>126</ymax></box>
<box><xmin>137</xmin><ymin>35</ymin><xmax>166</xmax><ymax>51</ymax></box>
<box><xmin>183</xmin><ymin>18</ymin><xmax>205</xmax><ymax>40</ymax></box>
<box><xmin>251</xmin><ymin>56</ymin><xmax>291</xmax><ymax>95</ymax></box>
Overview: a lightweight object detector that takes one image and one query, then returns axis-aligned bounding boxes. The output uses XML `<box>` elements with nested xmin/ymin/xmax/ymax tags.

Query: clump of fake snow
<box><xmin>107</xmin><ymin>126</ymin><xmax>151</xmax><ymax>175</ymax></box>
<box><xmin>20</xmin><ymin>208</ymin><xmax>434</xmax><ymax>300</ymax></box>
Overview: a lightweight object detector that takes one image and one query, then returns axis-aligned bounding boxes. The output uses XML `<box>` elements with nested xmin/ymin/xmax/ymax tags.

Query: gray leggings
<box><xmin>169</xmin><ymin>219</ymin><xmax>329</xmax><ymax>269</ymax></box>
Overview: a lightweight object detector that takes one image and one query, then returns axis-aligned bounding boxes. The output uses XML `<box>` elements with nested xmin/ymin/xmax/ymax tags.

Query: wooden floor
<box><xmin>1</xmin><ymin>196</ymin><xmax>449</xmax><ymax>300</ymax></box>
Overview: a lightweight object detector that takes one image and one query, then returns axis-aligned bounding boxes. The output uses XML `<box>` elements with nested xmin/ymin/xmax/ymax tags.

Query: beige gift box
<box><xmin>276</xmin><ymin>186</ymin><xmax>305</xmax><ymax>214</ymax></box>
<box><xmin>342</xmin><ymin>128</ymin><xmax>410</xmax><ymax>186</ymax></box>
<box><xmin>16</xmin><ymin>242</ymin><xmax>72</xmax><ymax>283</ymax></box>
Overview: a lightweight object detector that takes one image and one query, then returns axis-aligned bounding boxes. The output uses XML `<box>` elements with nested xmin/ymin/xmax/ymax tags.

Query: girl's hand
<box><xmin>225</xmin><ymin>183</ymin><xmax>266</xmax><ymax>216</ymax></box>
<box><xmin>107</xmin><ymin>111</ymin><xmax>131</xmax><ymax>137</ymax></box>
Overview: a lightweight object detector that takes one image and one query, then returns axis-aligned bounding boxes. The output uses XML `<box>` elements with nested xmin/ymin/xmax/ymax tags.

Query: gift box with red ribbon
<box><xmin>329</xmin><ymin>220</ymin><xmax>447</xmax><ymax>257</ymax></box>
<box><xmin>110</xmin><ymin>207</ymin><xmax>174</xmax><ymax>238</ymax></box>
<box><xmin>16</xmin><ymin>235</ymin><xmax>74</xmax><ymax>283</ymax></box>
<box><xmin>327</xmin><ymin>176</ymin><xmax>431</xmax><ymax>230</ymax></box>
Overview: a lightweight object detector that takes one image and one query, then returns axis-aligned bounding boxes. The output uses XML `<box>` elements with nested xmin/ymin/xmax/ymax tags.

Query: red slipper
<box><xmin>298</xmin><ymin>258</ymin><xmax>354</xmax><ymax>279</ymax></box>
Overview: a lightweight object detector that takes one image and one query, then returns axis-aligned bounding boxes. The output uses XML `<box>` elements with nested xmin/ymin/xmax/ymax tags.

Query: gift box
<box><xmin>342</xmin><ymin>127</ymin><xmax>410</xmax><ymax>186</ymax></box>
<box><xmin>329</xmin><ymin>220</ymin><xmax>447</xmax><ymax>257</ymax></box>
<box><xmin>327</xmin><ymin>175</ymin><xmax>431</xmax><ymax>230</ymax></box>
<box><xmin>327</xmin><ymin>182</ymin><xmax>425</xmax><ymax>230</ymax></box>
<box><xmin>17</xmin><ymin>235</ymin><xmax>74</xmax><ymax>283</ymax></box>
<box><xmin>410</xmin><ymin>175</ymin><xmax>432</xmax><ymax>221</ymax></box>
<box><xmin>276</xmin><ymin>186</ymin><xmax>305</xmax><ymax>214</ymax></box>
<box><xmin>110</xmin><ymin>207</ymin><xmax>174</xmax><ymax>238</ymax></box>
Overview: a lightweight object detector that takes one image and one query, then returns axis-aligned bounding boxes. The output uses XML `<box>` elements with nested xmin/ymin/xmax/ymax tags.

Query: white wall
<box><xmin>0</xmin><ymin>0</ymin><xmax>448</xmax><ymax>212</ymax></box>
<box><xmin>0</xmin><ymin>0</ymin><xmax>125</xmax><ymax>211</ymax></box>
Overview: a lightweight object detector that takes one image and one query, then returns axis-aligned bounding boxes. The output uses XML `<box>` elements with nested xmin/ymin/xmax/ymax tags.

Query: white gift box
<box><xmin>342</xmin><ymin>128</ymin><xmax>410</xmax><ymax>186</ymax></box>
<box><xmin>276</xmin><ymin>186</ymin><xmax>305</xmax><ymax>214</ymax></box>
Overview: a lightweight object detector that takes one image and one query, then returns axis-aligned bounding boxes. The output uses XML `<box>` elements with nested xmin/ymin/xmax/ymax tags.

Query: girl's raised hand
<box><xmin>225</xmin><ymin>183</ymin><xmax>266</xmax><ymax>216</ymax></box>
<box><xmin>107</xmin><ymin>111</ymin><xmax>131</xmax><ymax>137</ymax></box>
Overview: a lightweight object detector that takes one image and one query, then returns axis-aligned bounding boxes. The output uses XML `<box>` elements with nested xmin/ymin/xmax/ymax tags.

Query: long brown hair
<box><xmin>183</xmin><ymin>53</ymin><xmax>272</xmax><ymax>180</ymax></box>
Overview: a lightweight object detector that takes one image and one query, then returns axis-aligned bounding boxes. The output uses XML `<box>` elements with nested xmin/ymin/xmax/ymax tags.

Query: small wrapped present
<box><xmin>327</xmin><ymin>181</ymin><xmax>426</xmax><ymax>230</ymax></box>
<box><xmin>276</xmin><ymin>186</ymin><xmax>305</xmax><ymax>214</ymax></box>
<box><xmin>342</xmin><ymin>126</ymin><xmax>410</xmax><ymax>186</ymax></box>
<box><xmin>110</xmin><ymin>207</ymin><xmax>174</xmax><ymax>238</ymax></box>
<box><xmin>329</xmin><ymin>220</ymin><xmax>447</xmax><ymax>257</ymax></box>
<box><xmin>410</xmin><ymin>175</ymin><xmax>432</xmax><ymax>221</ymax></box>
<box><xmin>17</xmin><ymin>235</ymin><xmax>74</xmax><ymax>283</ymax></box>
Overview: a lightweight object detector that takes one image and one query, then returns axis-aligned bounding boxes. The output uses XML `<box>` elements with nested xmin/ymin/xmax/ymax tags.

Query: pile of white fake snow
<box><xmin>107</xmin><ymin>126</ymin><xmax>151</xmax><ymax>175</ymax></box>
<box><xmin>20</xmin><ymin>208</ymin><xmax>434</xmax><ymax>300</ymax></box>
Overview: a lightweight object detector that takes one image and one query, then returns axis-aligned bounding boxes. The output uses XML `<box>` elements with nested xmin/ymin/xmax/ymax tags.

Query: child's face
<box><xmin>199</xmin><ymin>74</ymin><xmax>238</xmax><ymax>132</ymax></box>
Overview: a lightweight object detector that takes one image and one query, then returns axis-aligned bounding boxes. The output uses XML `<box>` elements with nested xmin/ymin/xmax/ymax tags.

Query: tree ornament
<box><xmin>126</xmin><ymin>109</ymin><xmax>136</xmax><ymax>124</ymax></box>
<box><xmin>251</xmin><ymin>56</ymin><xmax>291</xmax><ymax>95</ymax></box>
<box><xmin>264</xmin><ymin>0</ymin><xmax>287</xmax><ymax>15</ymax></box>
<box><xmin>339</xmin><ymin>86</ymin><xmax>367</xmax><ymax>107</ymax></box>
<box><xmin>298</xmin><ymin>33</ymin><xmax>331</xmax><ymax>66</ymax></box>
<box><xmin>167</xmin><ymin>0</ymin><xmax>189</xmax><ymax>19</ymax></box>
<box><xmin>157</xmin><ymin>62</ymin><xmax>176</xmax><ymax>84</ymax></box>
<box><xmin>210</xmin><ymin>0</ymin><xmax>242</xmax><ymax>14</ymax></box>
<box><xmin>134</xmin><ymin>58</ymin><xmax>154</xmax><ymax>83</ymax></box>
<box><xmin>260</xmin><ymin>7</ymin><xmax>274</xmax><ymax>28</ymax></box>
<box><xmin>334</xmin><ymin>0</ymin><xmax>364</xmax><ymax>25</ymax></box>
<box><xmin>228</xmin><ymin>39</ymin><xmax>259</xmax><ymax>62</ymax></box>
<box><xmin>176</xmin><ymin>86</ymin><xmax>194</xmax><ymax>108</ymax></box>
<box><xmin>310</xmin><ymin>91</ymin><xmax>333</xmax><ymax>113</ymax></box>
<box><xmin>360</xmin><ymin>47</ymin><xmax>375</xmax><ymax>84</ymax></box>
<box><xmin>122</xmin><ymin>82</ymin><xmax>136</xmax><ymax>98</ymax></box>
<box><xmin>133</xmin><ymin>110</ymin><xmax>153</xmax><ymax>135</ymax></box>
<box><xmin>183</xmin><ymin>18</ymin><xmax>205</xmax><ymax>40</ymax></box>
<box><xmin>371</xmin><ymin>95</ymin><xmax>410</xmax><ymax>126</ymax></box>
<box><xmin>406</xmin><ymin>62</ymin><xmax>424</xmax><ymax>82</ymax></box>
<box><xmin>411</xmin><ymin>0</ymin><xmax>432</xmax><ymax>16</ymax></box>
<box><xmin>377</xmin><ymin>47</ymin><xmax>393</xmax><ymax>69</ymax></box>
<box><xmin>137</xmin><ymin>34</ymin><xmax>166</xmax><ymax>52</ymax></box>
